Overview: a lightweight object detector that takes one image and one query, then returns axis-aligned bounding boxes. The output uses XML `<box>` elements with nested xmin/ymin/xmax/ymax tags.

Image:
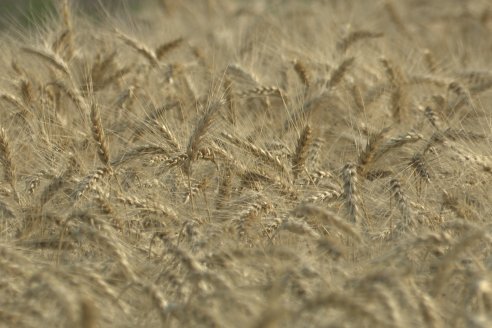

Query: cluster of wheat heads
<box><xmin>0</xmin><ymin>0</ymin><xmax>492</xmax><ymax>327</ymax></box>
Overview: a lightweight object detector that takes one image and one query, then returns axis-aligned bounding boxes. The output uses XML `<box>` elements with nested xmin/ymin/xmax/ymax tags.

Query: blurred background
<box><xmin>0</xmin><ymin>0</ymin><xmax>143</xmax><ymax>28</ymax></box>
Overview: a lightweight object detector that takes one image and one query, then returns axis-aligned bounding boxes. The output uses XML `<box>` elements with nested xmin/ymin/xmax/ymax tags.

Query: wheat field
<box><xmin>0</xmin><ymin>0</ymin><xmax>491</xmax><ymax>327</ymax></box>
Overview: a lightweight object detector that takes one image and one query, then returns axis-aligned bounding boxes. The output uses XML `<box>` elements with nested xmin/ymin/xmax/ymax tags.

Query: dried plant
<box><xmin>292</xmin><ymin>124</ymin><xmax>312</xmax><ymax>179</ymax></box>
<box><xmin>1</xmin><ymin>1</ymin><xmax>491</xmax><ymax>327</ymax></box>
<box><xmin>90</xmin><ymin>103</ymin><xmax>110</xmax><ymax>166</ymax></box>
<box><xmin>0</xmin><ymin>128</ymin><xmax>16</xmax><ymax>194</ymax></box>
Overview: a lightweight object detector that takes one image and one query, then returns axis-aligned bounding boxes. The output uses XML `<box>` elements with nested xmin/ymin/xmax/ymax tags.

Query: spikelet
<box><xmin>293</xmin><ymin>59</ymin><xmax>311</xmax><ymax>89</ymax></box>
<box><xmin>237</xmin><ymin>86</ymin><xmax>282</xmax><ymax>97</ymax></box>
<box><xmin>183</xmin><ymin>177</ymin><xmax>209</xmax><ymax>204</ymax></box>
<box><xmin>74</xmin><ymin>214</ymin><xmax>137</xmax><ymax>281</ymax></box>
<box><xmin>72</xmin><ymin>167</ymin><xmax>112</xmax><ymax>201</ymax></box>
<box><xmin>225</xmin><ymin>64</ymin><xmax>260</xmax><ymax>86</ymax></box>
<box><xmin>380</xmin><ymin>58</ymin><xmax>407</xmax><ymax>123</ymax></box>
<box><xmin>301</xmin><ymin>292</ymin><xmax>387</xmax><ymax>326</ymax></box>
<box><xmin>114</xmin><ymin>28</ymin><xmax>159</xmax><ymax>67</ymax></box>
<box><xmin>236</xmin><ymin>200</ymin><xmax>274</xmax><ymax>237</ymax></box>
<box><xmin>449</xmin><ymin>145</ymin><xmax>492</xmax><ymax>173</ymax></box>
<box><xmin>21</xmin><ymin>47</ymin><xmax>71</xmax><ymax>76</ymax></box>
<box><xmin>307</xmin><ymin>169</ymin><xmax>332</xmax><ymax>185</ymax></box>
<box><xmin>307</xmin><ymin>137</ymin><xmax>325</xmax><ymax>170</ymax></box>
<box><xmin>384</xmin><ymin>0</ymin><xmax>412</xmax><ymax>39</ymax></box>
<box><xmin>272</xmin><ymin>217</ymin><xmax>320</xmax><ymax>239</ymax></box>
<box><xmin>459</xmin><ymin>70</ymin><xmax>492</xmax><ymax>93</ymax></box>
<box><xmin>138</xmin><ymin>282</ymin><xmax>171</xmax><ymax>324</ymax></box>
<box><xmin>350</xmin><ymin>83</ymin><xmax>364</xmax><ymax>112</ymax></box>
<box><xmin>184</xmin><ymin>100</ymin><xmax>222</xmax><ymax>175</ymax></box>
<box><xmin>431</xmin><ymin>229</ymin><xmax>486</xmax><ymax>297</ymax></box>
<box><xmin>155</xmin><ymin>37</ymin><xmax>184</xmax><ymax>60</ymax></box>
<box><xmin>215</xmin><ymin>166</ymin><xmax>233</xmax><ymax>209</ymax></box>
<box><xmin>326</xmin><ymin>57</ymin><xmax>355</xmax><ymax>89</ymax></box>
<box><xmin>114</xmin><ymin>193</ymin><xmax>177</xmax><ymax>219</ymax></box>
<box><xmin>389</xmin><ymin>178</ymin><xmax>413</xmax><ymax>233</ymax></box>
<box><xmin>357</xmin><ymin>127</ymin><xmax>390</xmax><ymax>177</ymax></box>
<box><xmin>0</xmin><ymin>93</ymin><xmax>25</xmax><ymax>111</ymax></box>
<box><xmin>292</xmin><ymin>124</ymin><xmax>312</xmax><ymax>179</ymax></box>
<box><xmin>132</xmin><ymin>102</ymin><xmax>180</xmax><ymax>142</ymax></box>
<box><xmin>0</xmin><ymin>128</ymin><xmax>16</xmax><ymax>192</ymax></box>
<box><xmin>87</xmin><ymin>52</ymin><xmax>131</xmax><ymax>92</ymax></box>
<box><xmin>303</xmin><ymin>189</ymin><xmax>340</xmax><ymax>203</ymax></box>
<box><xmin>60</xmin><ymin>0</ymin><xmax>74</xmax><ymax>58</ymax></box>
<box><xmin>155</xmin><ymin>122</ymin><xmax>181</xmax><ymax>151</ymax></box>
<box><xmin>90</xmin><ymin>103</ymin><xmax>110</xmax><ymax>166</ymax></box>
<box><xmin>111</xmin><ymin>145</ymin><xmax>170</xmax><ymax>167</ymax></box>
<box><xmin>342</xmin><ymin>163</ymin><xmax>360</xmax><ymax>224</ymax></box>
<box><xmin>423</xmin><ymin>49</ymin><xmax>438</xmax><ymax>73</ymax></box>
<box><xmin>375</xmin><ymin>132</ymin><xmax>422</xmax><ymax>160</ymax></box>
<box><xmin>19</xmin><ymin>79</ymin><xmax>34</xmax><ymax>105</ymax></box>
<box><xmin>160</xmin><ymin>153</ymin><xmax>188</xmax><ymax>169</ymax></box>
<box><xmin>409</xmin><ymin>153</ymin><xmax>431</xmax><ymax>183</ymax></box>
<box><xmin>424</xmin><ymin>106</ymin><xmax>442</xmax><ymax>130</ymax></box>
<box><xmin>223</xmin><ymin>77</ymin><xmax>236</xmax><ymax>125</ymax></box>
<box><xmin>221</xmin><ymin>131</ymin><xmax>289</xmax><ymax>176</ymax></box>
<box><xmin>443</xmin><ymin>128</ymin><xmax>486</xmax><ymax>142</ymax></box>
<box><xmin>40</xmin><ymin>156</ymin><xmax>77</xmax><ymax>207</ymax></box>
<box><xmin>379</xmin><ymin>58</ymin><xmax>405</xmax><ymax>85</ymax></box>
<box><xmin>389</xmin><ymin>85</ymin><xmax>404</xmax><ymax>123</ymax></box>
<box><xmin>293</xmin><ymin>204</ymin><xmax>362</xmax><ymax>242</ymax></box>
<box><xmin>338</xmin><ymin>30</ymin><xmax>383</xmax><ymax>53</ymax></box>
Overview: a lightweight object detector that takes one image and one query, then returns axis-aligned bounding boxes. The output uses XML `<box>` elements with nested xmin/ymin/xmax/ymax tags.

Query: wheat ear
<box><xmin>337</xmin><ymin>30</ymin><xmax>383</xmax><ymax>53</ymax></box>
<box><xmin>184</xmin><ymin>100</ymin><xmax>222</xmax><ymax>176</ymax></box>
<box><xmin>357</xmin><ymin>127</ymin><xmax>390</xmax><ymax>177</ymax></box>
<box><xmin>155</xmin><ymin>37</ymin><xmax>184</xmax><ymax>60</ymax></box>
<box><xmin>221</xmin><ymin>131</ymin><xmax>289</xmax><ymax>176</ymax></box>
<box><xmin>90</xmin><ymin>103</ymin><xmax>110</xmax><ymax>166</ymax></box>
<box><xmin>326</xmin><ymin>57</ymin><xmax>355</xmax><ymax>89</ymax></box>
<box><xmin>342</xmin><ymin>163</ymin><xmax>360</xmax><ymax>224</ymax></box>
<box><xmin>0</xmin><ymin>128</ymin><xmax>17</xmax><ymax>200</ymax></box>
<box><xmin>293</xmin><ymin>59</ymin><xmax>311</xmax><ymax>90</ymax></box>
<box><xmin>114</xmin><ymin>28</ymin><xmax>159</xmax><ymax>67</ymax></box>
<box><xmin>292</xmin><ymin>124</ymin><xmax>312</xmax><ymax>179</ymax></box>
<box><xmin>293</xmin><ymin>204</ymin><xmax>362</xmax><ymax>242</ymax></box>
<box><xmin>389</xmin><ymin>178</ymin><xmax>413</xmax><ymax>234</ymax></box>
<box><xmin>21</xmin><ymin>47</ymin><xmax>71</xmax><ymax>76</ymax></box>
